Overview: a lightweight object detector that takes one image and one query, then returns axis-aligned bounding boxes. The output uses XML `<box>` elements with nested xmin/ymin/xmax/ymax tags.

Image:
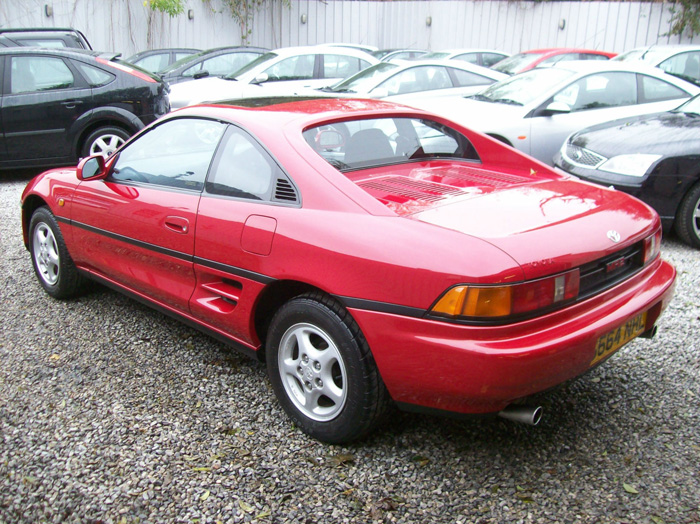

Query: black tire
<box><xmin>81</xmin><ymin>126</ymin><xmax>131</xmax><ymax>158</ymax></box>
<box><xmin>675</xmin><ymin>182</ymin><xmax>700</xmax><ymax>249</ymax></box>
<box><xmin>266</xmin><ymin>291</ymin><xmax>390</xmax><ymax>443</ymax></box>
<box><xmin>28</xmin><ymin>207</ymin><xmax>85</xmax><ymax>299</ymax></box>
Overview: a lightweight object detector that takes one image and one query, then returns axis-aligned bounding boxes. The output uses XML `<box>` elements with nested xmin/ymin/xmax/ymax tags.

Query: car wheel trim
<box><xmin>693</xmin><ymin>196</ymin><xmax>700</xmax><ymax>239</ymax></box>
<box><xmin>278</xmin><ymin>322</ymin><xmax>348</xmax><ymax>422</ymax></box>
<box><xmin>32</xmin><ymin>222</ymin><xmax>60</xmax><ymax>286</ymax></box>
<box><xmin>90</xmin><ymin>134</ymin><xmax>125</xmax><ymax>157</ymax></box>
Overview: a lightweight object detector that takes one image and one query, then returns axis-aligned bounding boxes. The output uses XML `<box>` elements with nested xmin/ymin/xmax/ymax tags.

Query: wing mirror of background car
<box><xmin>76</xmin><ymin>155</ymin><xmax>106</xmax><ymax>181</ymax></box>
<box><xmin>315</xmin><ymin>129</ymin><xmax>345</xmax><ymax>149</ymax></box>
<box><xmin>535</xmin><ymin>101</ymin><xmax>572</xmax><ymax>117</ymax></box>
<box><xmin>193</xmin><ymin>70</ymin><xmax>210</xmax><ymax>80</ymax></box>
<box><xmin>252</xmin><ymin>72</ymin><xmax>269</xmax><ymax>85</ymax></box>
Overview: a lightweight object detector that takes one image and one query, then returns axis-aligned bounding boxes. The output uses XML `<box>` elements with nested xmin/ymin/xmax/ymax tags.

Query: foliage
<box><xmin>667</xmin><ymin>0</ymin><xmax>700</xmax><ymax>38</ymax></box>
<box><xmin>144</xmin><ymin>0</ymin><xmax>185</xmax><ymax>17</ymax></box>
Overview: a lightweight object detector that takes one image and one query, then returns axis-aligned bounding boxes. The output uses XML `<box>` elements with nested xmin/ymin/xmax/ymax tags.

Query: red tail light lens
<box><xmin>97</xmin><ymin>58</ymin><xmax>157</xmax><ymax>84</ymax></box>
<box><xmin>431</xmin><ymin>269</ymin><xmax>580</xmax><ymax>321</ymax></box>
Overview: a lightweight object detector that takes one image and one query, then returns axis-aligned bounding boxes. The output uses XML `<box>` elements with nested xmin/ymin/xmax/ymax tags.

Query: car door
<box><xmin>191</xmin><ymin>124</ymin><xmax>298</xmax><ymax>346</ymax></box>
<box><xmin>1</xmin><ymin>53</ymin><xmax>91</xmax><ymax>162</ymax></box>
<box><xmin>527</xmin><ymin>71</ymin><xmax>691</xmax><ymax>164</ymax></box>
<box><xmin>69</xmin><ymin>117</ymin><xmax>227</xmax><ymax>312</ymax></box>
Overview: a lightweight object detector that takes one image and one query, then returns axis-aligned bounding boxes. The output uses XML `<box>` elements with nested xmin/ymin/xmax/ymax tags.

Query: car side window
<box><xmin>482</xmin><ymin>53</ymin><xmax>506</xmax><ymax>67</ymax></box>
<box><xmin>453</xmin><ymin>53</ymin><xmax>479</xmax><ymax>64</ymax></box>
<box><xmin>10</xmin><ymin>56</ymin><xmax>75</xmax><ymax>94</ymax></box>
<box><xmin>554</xmin><ymin>72</ymin><xmax>637</xmax><ymax>112</ymax></box>
<box><xmin>134</xmin><ymin>53</ymin><xmax>170</xmax><ymax>73</ymax></box>
<box><xmin>262</xmin><ymin>55</ymin><xmax>315</xmax><ymax>82</ymax></box>
<box><xmin>638</xmin><ymin>74</ymin><xmax>689</xmax><ymax>103</ymax></box>
<box><xmin>322</xmin><ymin>55</ymin><xmax>364</xmax><ymax>79</ymax></box>
<box><xmin>658</xmin><ymin>51</ymin><xmax>700</xmax><ymax>85</ymax></box>
<box><xmin>376</xmin><ymin>66</ymin><xmax>452</xmax><ymax>95</ymax></box>
<box><xmin>111</xmin><ymin>118</ymin><xmax>226</xmax><ymax>192</ymax></box>
<box><xmin>75</xmin><ymin>62</ymin><xmax>114</xmax><ymax>87</ymax></box>
<box><xmin>184</xmin><ymin>54</ymin><xmax>242</xmax><ymax>77</ymax></box>
<box><xmin>206</xmin><ymin>126</ymin><xmax>278</xmax><ymax>200</ymax></box>
<box><xmin>450</xmin><ymin>67</ymin><xmax>494</xmax><ymax>87</ymax></box>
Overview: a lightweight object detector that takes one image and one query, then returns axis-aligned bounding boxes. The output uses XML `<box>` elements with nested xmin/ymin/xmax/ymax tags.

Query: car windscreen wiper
<box><xmin>467</xmin><ymin>94</ymin><xmax>492</xmax><ymax>102</ymax></box>
<box><xmin>492</xmin><ymin>97</ymin><xmax>523</xmax><ymax>106</ymax></box>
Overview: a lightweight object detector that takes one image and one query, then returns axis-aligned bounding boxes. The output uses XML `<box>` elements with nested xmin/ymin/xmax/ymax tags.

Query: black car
<box><xmin>125</xmin><ymin>47</ymin><xmax>200</xmax><ymax>74</ymax></box>
<box><xmin>554</xmin><ymin>95</ymin><xmax>700</xmax><ymax>248</ymax></box>
<box><xmin>159</xmin><ymin>46</ymin><xmax>268</xmax><ymax>85</ymax></box>
<box><xmin>0</xmin><ymin>28</ymin><xmax>91</xmax><ymax>49</ymax></box>
<box><xmin>0</xmin><ymin>47</ymin><xmax>169</xmax><ymax>170</ymax></box>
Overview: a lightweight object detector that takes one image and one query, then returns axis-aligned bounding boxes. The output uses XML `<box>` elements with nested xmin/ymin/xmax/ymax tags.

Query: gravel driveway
<box><xmin>1</xmin><ymin>171</ymin><xmax>699</xmax><ymax>524</ymax></box>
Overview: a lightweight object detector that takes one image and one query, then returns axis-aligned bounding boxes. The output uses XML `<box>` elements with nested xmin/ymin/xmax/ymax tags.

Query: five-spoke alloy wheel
<box><xmin>266</xmin><ymin>292</ymin><xmax>390</xmax><ymax>443</ymax></box>
<box><xmin>28</xmin><ymin>207</ymin><xmax>84</xmax><ymax>299</ymax></box>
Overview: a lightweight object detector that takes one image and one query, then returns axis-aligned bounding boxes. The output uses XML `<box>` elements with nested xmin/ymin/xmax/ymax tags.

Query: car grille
<box><xmin>578</xmin><ymin>242</ymin><xmax>644</xmax><ymax>300</ymax></box>
<box><xmin>564</xmin><ymin>144</ymin><xmax>607</xmax><ymax>168</ymax></box>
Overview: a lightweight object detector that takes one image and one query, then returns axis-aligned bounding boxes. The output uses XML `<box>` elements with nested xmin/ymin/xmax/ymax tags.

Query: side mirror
<box><xmin>193</xmin><ymin>70</ymin><xmax>210</xmax><ymax>80</ymax></box>
<box><xmin>315</xmin><ymin>129</ymin><xmax>345</xmax><ymax>149</ymax></box>
<box><xmin>252</xmin><ymin>72</ymin><xmax>269</xmax><ymax>85</ymax></box>
<box><xmin>77</xmin><ymin>155</ymin><xmax>106</xmax><ymax>181</ymax></box>
<box><xmin>535</xmin><ymin>101</ymin><xmax>571</xmax><ymax>117</ymax></box>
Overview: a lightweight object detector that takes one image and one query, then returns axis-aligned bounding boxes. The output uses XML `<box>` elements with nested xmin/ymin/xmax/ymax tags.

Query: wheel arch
<box><xmin>70</xmin><ymin>108</ymin><xmax>144</xmax><ymax>159</ymax></box>
<box><xmin>21</xmin><ymin>195</ymin><xmax>50</xmax><ymax>248</ymax></box>
<box><xmin>253</xmin><ymin>280</ymin><xmax>347</xmax><ymax>360</ymax></box>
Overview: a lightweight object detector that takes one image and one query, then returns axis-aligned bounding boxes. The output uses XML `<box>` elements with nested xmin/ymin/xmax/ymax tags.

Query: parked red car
<box><xmin>21</xmin><ymin>97</ymin><xmax>675</xmax><ymax>443</ymax></box>
<box><xmin>492</xmin><ymin>47</ymin><xmax>616</xmax><ymax>74</ymax></box>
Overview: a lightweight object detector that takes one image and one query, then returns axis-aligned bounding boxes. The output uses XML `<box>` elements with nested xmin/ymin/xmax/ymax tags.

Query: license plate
<box><xmin>591</xmin><ymin>312</ymin><xmax>647</xmax><ymax>366</ymax></box>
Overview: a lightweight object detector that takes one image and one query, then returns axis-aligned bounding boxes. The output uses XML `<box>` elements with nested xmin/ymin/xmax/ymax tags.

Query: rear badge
<box><xmin>607</xmin><ymin>230</ymin><xmax>621</xmax><ymax>243</ymax></box>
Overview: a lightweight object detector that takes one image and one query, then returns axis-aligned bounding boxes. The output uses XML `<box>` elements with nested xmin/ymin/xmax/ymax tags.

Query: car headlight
<box><xmin>598</xmin><ymin>154</ymin><xmax>662</xmax><ymax>177</ymax></box>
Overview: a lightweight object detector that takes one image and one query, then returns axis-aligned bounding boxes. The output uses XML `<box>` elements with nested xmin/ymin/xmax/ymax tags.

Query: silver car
<box><xmin>405</xmin><ymin>61</ymin><xmax>700</xmax><ymax>165</ymax></box>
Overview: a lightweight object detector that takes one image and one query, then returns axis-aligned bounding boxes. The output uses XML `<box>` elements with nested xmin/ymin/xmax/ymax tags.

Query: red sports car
<box><xmin>21</xmin><ymin>97</ymin><xmax>676</xmax><ymax>443</ymax></box>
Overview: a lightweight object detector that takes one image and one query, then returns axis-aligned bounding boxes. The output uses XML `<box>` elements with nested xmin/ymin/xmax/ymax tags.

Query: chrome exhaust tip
<box><xmin>497</xmin><ymin>405</ymin><xmax>543</xmax><ymax>426</ymax></box>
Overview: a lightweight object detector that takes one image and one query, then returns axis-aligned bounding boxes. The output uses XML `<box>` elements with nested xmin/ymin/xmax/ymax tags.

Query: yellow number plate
<box><xmin>591</xmin><ymin>312</ymin><xmax>647</xmax><ymax>366</ymax></box>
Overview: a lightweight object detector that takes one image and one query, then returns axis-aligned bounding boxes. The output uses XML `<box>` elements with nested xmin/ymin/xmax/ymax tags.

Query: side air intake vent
<box><xmin>274</xmin><ymin>178</ymin><xmax>298</xmax><ymax>203</ymax></box>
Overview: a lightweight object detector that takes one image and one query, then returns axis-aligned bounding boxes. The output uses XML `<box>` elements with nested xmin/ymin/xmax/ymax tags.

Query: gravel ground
<box><xmin>1</xmin><ymin>171</ymin><xmax>699</xmax><ymax>524</ymax></box>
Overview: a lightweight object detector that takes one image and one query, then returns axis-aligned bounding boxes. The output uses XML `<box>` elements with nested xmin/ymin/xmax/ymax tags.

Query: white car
<box><xmin>405</xmin><ymin>61</ymin><xmax>700</xmax><ymax>165</ymax></box>
<box><xmin>319</xmin><ymin>59</ymin><xmax>508</xmax><ymax>102</ymax></box>
<box><xmin>418</xmin><ymin>48</ymin><xmax>510</xmax><ymax>68</ymax></box>
<box><xmin>169</xmin><ymin>46</ymin><xmax>378</xmax><ymax>108</ymax></box>
<box><xmin>612</xmin><ymin>45</ymin><xmax>700</xmax><ymax>86</ymax></box>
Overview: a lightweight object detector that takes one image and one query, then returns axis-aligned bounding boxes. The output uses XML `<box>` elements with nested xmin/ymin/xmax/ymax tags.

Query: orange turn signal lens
<box><xmin>431</xmin><ymin>269</ymin><xmax>580</xmax><ymax>321</ymax></box>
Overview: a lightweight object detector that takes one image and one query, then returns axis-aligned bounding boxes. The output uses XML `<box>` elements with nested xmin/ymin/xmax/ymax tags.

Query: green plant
<box><xmin>665</xmin><ymin>0</ymin><xmax>700</xmax><ymax>37</ymax></box>
<box><xmin>144</xmin><ymin>0</ymin><xmax>185</xmax><ymax>17</ymax></box>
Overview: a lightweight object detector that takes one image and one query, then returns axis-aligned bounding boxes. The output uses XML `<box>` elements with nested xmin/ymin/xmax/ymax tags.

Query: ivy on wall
<box><xmin>667</xmin><ymin>0</ymin><xmax>700</xmax><ymax>37</ymax></box>
<box><xmin>145</xmin><ymin>0</ymin><xmax>285</xmax><ymax>42</ymax></box>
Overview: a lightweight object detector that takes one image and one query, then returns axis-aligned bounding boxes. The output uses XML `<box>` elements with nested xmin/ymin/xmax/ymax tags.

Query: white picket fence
<box><xmin>1</xmin><ymin>0</ymin><xmax>699</xmax><ymax>57</ymax></box>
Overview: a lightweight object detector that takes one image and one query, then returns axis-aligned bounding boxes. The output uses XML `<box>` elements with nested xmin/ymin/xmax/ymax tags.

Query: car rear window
<box><xmin>303</xmin><ymin>117</ymin><xmax>479</xmax><ymax>171</ymax></box>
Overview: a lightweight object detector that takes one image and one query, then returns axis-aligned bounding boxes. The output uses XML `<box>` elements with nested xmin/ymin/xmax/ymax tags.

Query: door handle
<box><xmin>164</xmin><ymin>216</ymin><xmax>190</xmax><ymax>234</ymax></box>
<box><xmin>61</xmin><ymin>100</ymin><xmax>83</xmax><ymax>109</ymax></box>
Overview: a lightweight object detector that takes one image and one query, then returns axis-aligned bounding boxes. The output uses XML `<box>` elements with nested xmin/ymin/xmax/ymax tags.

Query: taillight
<box><xmin>431</xmin><ymin>269</ymin><xmax>580</xmax><ymax>321</ymax></box>
<box><xmin>643</xmin><ymin>228</ymin><xmax>662</xmax><ymax>264</ymax></box>
<box><xmin>96</xmin><ymin>57</ymin><xmax>157</xmax><ymax>84</ymax></box>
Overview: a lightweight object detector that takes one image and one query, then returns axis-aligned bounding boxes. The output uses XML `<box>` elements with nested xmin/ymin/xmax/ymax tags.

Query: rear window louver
<box><xmin>273</xmin><ymin>178</ymin><xmax>298</xmax><ymax>203</ymax></box>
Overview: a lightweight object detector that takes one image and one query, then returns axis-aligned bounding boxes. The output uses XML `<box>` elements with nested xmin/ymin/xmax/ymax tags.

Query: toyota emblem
<box><xmin>607</xmin><ymin>230</ymin><xmax>621</xmax><ymax>243</ymax></box>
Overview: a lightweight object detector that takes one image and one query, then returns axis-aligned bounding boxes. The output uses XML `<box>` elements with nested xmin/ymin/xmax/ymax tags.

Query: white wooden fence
<box><xmin>1</xmin><ymin>0</ymin><xmax>699</xmax><ymax>58</ymax></box>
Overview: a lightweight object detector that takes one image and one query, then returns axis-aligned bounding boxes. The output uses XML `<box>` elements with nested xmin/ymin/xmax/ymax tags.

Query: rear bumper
<box><xmin>351</xmin><ymin>257</ymin><xmax>676</xmax><ymax>415</ymax></box>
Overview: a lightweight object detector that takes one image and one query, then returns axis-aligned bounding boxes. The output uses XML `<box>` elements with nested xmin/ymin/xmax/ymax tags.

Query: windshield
<box><xmin>674</xmin><ymin>94</ymin><xmax>700</xmax><ymax>114</ymax></box>
<box><xmin>471</xmin><ymin>67</ymin><xmax>575</xmax><ymax>106</ymax></box>
<box><xmin>491</xmin><ymin>52</ymin><xmax>545</xmax><ymax>74</ymax></box>
<box><xmin>327</xmin><ymin>62</ymin><xmax>398</xmax><ymax>92</ymax></box>
<box><xmin>224</xmin><ymin>52</ymin><xmax>278</xmax><ymax>79</ymax></box>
